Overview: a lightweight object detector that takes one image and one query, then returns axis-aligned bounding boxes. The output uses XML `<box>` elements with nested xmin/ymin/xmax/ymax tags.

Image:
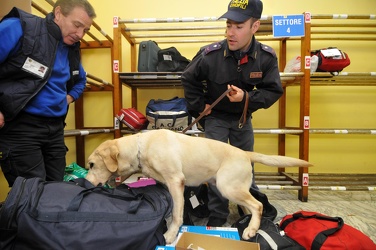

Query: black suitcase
<box><xmin>138</xmin><ymin>40</ymin><xmax>160</xmax><ymax>72</ymax></box>
<box><xmin>0</xmin><ymin>177</ymin><xmax>172</xmax><ymax>250</ymax></box>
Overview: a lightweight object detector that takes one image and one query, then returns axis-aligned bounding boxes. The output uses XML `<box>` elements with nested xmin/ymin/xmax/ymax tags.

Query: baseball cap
<box><xmin>219</xmin><ymin>0</ymin><xmax>263</xmax><ymax>22</ymax></box>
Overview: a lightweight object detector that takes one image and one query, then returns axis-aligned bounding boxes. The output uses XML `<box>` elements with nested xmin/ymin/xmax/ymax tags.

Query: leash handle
<box><xmin>238</xmin><ymin>91</ymin><xmax>249</xmax><ymax>128</ymax></box>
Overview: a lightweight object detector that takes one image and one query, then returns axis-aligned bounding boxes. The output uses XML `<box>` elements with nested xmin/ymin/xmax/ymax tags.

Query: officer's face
<box><xmin>225</xmin><ymin>19</ymin><xmax>260</xmax><ymax>52</ymax></box>
<box><xmin>54</xmin><ymin>6</ymin><xmax>93</xmax><ymax>45</ymax></box>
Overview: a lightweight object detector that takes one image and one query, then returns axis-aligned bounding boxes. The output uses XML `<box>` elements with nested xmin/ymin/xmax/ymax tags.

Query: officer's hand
<box><xmin>0</xmin><ymin>111</ymin><xmax>5</xmax><ymax>129</ymax></box>
<box><xmin>200</xmin><ymin>104</ymin><xmax>212</xmax><ymax>115</ymax></box>
<box><xmin>227</xmin><ymin>85</ymin><xmax>244</xmax><ymax>102</ymax></box>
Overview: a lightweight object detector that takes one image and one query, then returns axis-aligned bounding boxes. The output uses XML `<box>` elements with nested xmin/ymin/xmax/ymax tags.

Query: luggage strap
<box><xmin>64</xmin><ymin>179</ymin><xmax>144</xmax><ymax>213</ymax></box>
<box><xmin>280</xmin><ymin>212</ymin><xmax>344</xmax><ymax>250</ymax></box>
<box><xmin>257</xmin><ymin>229</ymin><xmax>278</xmax><ymax>250</ymax></box>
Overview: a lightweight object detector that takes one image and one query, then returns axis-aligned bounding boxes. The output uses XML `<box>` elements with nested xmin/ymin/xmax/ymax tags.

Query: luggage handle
<box><xmin>152</xmin><ymin>96</ymin><xmax>180</xmax><ymax>104</ymax></box>
<box><xmin>280</xmin><ymin>212</ymin><xmax>344</xmax><ymax>250</ymax></box>
<box><xmin>67</xmin><ymin>186</ymin><xmax>143</xmax><ymax>213</ymax></box>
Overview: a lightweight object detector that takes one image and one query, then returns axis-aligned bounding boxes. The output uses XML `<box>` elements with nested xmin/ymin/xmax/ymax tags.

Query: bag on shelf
<box><xmin>279</xmin><ymin>210</ymin><xmax>376</xmax><ymax>250</ymax></box>
<box><xmin>138</xmin><ymin>40</ymin><xmax>160</xmax><ymax>72</ymax></box>
<box><xmin>117</xmin><ymin>107</ymin><xmax>149</xmax><ymax>131</ymax></box>
<box><xmin>146</xmin><ymin>96</ymin><xmax>193</xmax><ymax>131</ymax></box>
<box><xmin>0</xmin><ymin>176</ymin><xmax>172</xmax><ymax>250</ymax></box>
<box><xmin>311</xmin><ymin>47</ymin><xmax>350</xmax><ymax>73</ymax></box>
<box><xmin>156</xmin><ymin>47</ymin><xmax>191</xmax><ymax>72</ymax></box>
<box><xmin>233</xmin><ymin>216</ymin><xmax>305</xmax><ymax>250</ymax></box>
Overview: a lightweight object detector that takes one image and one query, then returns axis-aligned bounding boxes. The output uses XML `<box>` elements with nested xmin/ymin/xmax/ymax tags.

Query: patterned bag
<box><xmin>146</xmin><ymin>97</ymin><xmax>193</xmax><ymax>131</ymax></box>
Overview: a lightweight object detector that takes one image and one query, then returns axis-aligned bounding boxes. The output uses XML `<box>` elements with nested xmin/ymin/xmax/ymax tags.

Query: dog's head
<box><xmin>86</xmin><ymin>140</ymin><xmax>120</xmax><ymax>186</ymax></box>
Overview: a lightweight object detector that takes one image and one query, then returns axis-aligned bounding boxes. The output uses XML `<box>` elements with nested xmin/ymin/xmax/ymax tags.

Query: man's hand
<box><xmin>66</xmin><ymin>95</ymin><xmax>74</xmax><ymax>105</ymax></box>
<box><xmin>227</xmin><ymin>84</ymin><xmax>244</xmax><ymax>102</ymax></box>
<box><xmin>0</xmin><ymin>111</ymin><xmax>5</xmax><ymax>128</ymax></box>
<box><xmin>200</xmin><ymin>104</ymin><xmax>212</xmax><ymax>116</ymax></box>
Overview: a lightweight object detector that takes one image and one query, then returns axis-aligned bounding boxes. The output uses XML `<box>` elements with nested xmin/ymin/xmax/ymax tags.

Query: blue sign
<box><xmin>272</xmin><ymin>14</ymin><xmax>305</xmax><ymax>38</ymax></box>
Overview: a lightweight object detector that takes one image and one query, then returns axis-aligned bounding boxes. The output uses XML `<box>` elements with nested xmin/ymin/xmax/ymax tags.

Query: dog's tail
<box><xmin>248</xmin><ymin>152</ymin><xmax>312</xmax><ymax>167</ymax></box>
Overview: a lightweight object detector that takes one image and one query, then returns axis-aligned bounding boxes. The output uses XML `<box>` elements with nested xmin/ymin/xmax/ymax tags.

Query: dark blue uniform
<box><xmin>181</xmin><ymin>36</ymin><xmax>283</xmax><ymax>222</ymax></box>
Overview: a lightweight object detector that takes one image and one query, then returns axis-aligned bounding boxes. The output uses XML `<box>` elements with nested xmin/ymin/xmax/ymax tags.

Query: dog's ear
<box><xmin>99</xmin><ymin>143</ymin><xmax>120</xmax><ymax>172</ymax></box>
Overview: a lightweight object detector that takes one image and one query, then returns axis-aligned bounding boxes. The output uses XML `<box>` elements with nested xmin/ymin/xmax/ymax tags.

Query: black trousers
<box><xmin>0</xmin><ymin>112</ymin><xmax>67</xmax><ymax>187</ymax></box>
<box><xmin>204</xmin><ymin>115</ymin><xmax>257</xmax><ymax>219</ymax></box>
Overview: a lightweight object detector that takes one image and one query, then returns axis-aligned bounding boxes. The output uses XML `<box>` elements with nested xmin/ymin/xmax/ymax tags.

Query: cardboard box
<box><xmin>155</xmin><ymin>246</ymin><xmax>175</xmax><ymax>250</ymax></box>
<box><xmin>155</xmin><ymin>225</ymin><xmax>245</xmax><ymax>250</ymax></box>
<box><xmin>175</xmin><ymin>232</ymin><xmax>260</xmax><ymax>250</ymax></box>
<box><xmin>179</xmin><ymin>225</ymin><xmax>240</xmax><ymax>240</ymax></box>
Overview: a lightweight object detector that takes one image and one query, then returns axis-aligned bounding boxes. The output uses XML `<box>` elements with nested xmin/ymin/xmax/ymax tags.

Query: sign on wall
<box><xmin>272</xmin><ymin>14</ymin><xmax>305</xmax><ymax>38</ymax></box>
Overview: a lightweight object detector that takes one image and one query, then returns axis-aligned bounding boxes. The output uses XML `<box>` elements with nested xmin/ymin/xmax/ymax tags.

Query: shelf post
<box><xmin>112</xmin><ymin>17</ymin><xmax>123</xmax><ymax>138</ymax></box>
<box><xmin>298</xmin><ymin>12</ymin><xmax>311</xmax><ymax>202</ymax></box>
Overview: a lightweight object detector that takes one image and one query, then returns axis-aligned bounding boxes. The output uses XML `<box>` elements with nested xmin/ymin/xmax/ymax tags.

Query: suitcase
<box><xmin>0</xmin><ymin>177</ymin><xmax>173</xmax><ymax>250</ymax></box>
<box><xmin>138</xmin><ymin>40</ymin><xmax>160</xmax><ymax>72</ymax></box>
<box><xmin>117</xmin><ymin>107</ymin><xmax>149</xmax><ymax>130</ymax></box>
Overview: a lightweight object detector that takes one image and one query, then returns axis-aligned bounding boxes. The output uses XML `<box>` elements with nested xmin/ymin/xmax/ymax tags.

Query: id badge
<box><xmin>22</xmin><ymin>57</ymin><xmax>48</xmax><ymax>78</ymax></box>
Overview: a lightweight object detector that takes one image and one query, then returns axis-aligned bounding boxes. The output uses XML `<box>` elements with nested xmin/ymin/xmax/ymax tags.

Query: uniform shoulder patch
<box><xmin>261</xmin><ymin>44</ymin><xmax>276</xmax><ymax>57</ymax></box>
<box><xmin>204</xmin><ymin>42</ymin><xmax>222</xmax><ymax>55</ymax></box>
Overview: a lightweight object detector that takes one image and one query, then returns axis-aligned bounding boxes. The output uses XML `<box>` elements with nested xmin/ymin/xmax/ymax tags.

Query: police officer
<box><xmin>181</xmin><ymin>0</ymin><xmax>282</xmax><ymax>226</ymax></box>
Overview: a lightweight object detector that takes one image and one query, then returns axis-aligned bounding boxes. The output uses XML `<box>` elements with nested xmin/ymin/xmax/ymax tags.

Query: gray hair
<box><xmin>53</xmin><ymin>0</ymin><xmax>96</xmax><ymax>19</ymax></box>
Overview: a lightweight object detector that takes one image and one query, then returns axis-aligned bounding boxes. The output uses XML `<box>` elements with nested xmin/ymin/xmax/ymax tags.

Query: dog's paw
<box><xmin>164</xmin><ymin>231</ymin><xmax>178</xmax><ymax>244</ymax></box>
<box><xmin>242</xmin><ymin>226</ymin><xmax>257</xmax><ymax>240</ymax></box>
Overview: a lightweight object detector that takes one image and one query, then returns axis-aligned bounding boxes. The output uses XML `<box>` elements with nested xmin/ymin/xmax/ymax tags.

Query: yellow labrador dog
<box><xmin>85</xmin><ymin>129</ymin><xmax>311</xmax><ymax>244</ymax></box>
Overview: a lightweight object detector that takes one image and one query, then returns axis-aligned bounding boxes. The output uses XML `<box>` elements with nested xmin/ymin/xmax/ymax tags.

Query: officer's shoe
<box><xmin>206</xmin><ymin>216</ymin><xmax>227</xmax><ymax>227</ymax></box>
<box><xmin>238</xmin><ymin>189</ymin><xmax>277</xmax><ymax>221</ymax></box>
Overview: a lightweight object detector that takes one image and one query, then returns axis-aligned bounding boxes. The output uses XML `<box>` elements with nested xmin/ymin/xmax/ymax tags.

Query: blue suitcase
<box><xmin>138</xmin><ymin>40</ymin><xmax>160</xmax><ymax>72</ymax></box>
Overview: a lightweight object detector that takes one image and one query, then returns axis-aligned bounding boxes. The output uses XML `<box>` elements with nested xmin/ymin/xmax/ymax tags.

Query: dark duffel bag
<box><xmin>0</xmin><ymin>176</ymin><xmax>172</xmax><ymax>250</ymax></box>
<box><xmin>233</xmin><ymin>215</ymin><xmax>305</xmax><ymax>250</ymax></box>
<box><xmin>156</xmin><ymin>47</ymin><xmax>190</xmax><ymax>72</ymax></box>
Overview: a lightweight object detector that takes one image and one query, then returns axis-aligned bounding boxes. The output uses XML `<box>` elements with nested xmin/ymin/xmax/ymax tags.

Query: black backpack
<box><xmin>156</xmin><ymin>47</ymin><xmax>191</xmax><ymax>72</ymax></box>
<box><xmin>0</xmin><ymin>177</ymin><xmax>172</xmax><ymax>250</ymax></box>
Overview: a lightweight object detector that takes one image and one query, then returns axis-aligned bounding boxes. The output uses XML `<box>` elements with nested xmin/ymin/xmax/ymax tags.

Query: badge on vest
<box><xmin>250</xmin><ymin>72</ymin><xmax>262</xmax><ymax>78</ymax></box>
<box><xmin>22</xmin><ymin>57</ymin><xmax>49</xmax><ymax>78</ymax></box>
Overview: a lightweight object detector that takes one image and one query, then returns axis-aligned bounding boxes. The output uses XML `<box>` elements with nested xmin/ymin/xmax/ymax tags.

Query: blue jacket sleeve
<box><xmin>0</xmin><ymin>18</ymin><xmax>22</xmax><ymax>63</ymax></box>
<box><xmin>68</xmin><ymin>64</ymin><xmax>86</xmax><ymax>101</ymax></box>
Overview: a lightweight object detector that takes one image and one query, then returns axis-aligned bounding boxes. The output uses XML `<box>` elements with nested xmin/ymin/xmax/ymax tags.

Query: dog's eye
<box><xmin>89</xmin><ymin>162</ymin><xmax>94</xmax><ymax>169</ymax></box>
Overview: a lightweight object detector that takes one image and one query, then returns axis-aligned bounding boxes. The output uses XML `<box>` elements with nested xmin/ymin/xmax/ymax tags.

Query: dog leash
<box><xmin>181</xmin><ymin>88</ymin><xmax>249</xmax><ymax>134</ymax></box>
<box><xmin>238</xmin><ymin>91</ymin><xmax>249</xmax><ymax>129</ymax></box>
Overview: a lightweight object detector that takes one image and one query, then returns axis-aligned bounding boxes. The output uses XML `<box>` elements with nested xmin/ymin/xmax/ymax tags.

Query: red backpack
<box><xmin>280</xmin><ymin>211</ymin><xmax>376</xmax><ymax>250</ymax></box>
<box><xmin>311</xmin><ymin>47</ymin><xmax>350</xmax><ymax>73</ymax></box>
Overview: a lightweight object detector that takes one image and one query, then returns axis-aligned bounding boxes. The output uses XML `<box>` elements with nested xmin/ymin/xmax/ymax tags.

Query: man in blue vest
<box><xmin>0</xmin><ymin>0</ymin><xmax>96</xmax><ymax>187</ymax></box>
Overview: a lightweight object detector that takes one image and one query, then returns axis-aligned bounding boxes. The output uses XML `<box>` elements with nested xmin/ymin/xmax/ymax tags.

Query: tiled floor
<box><xmin>192</xmin><ymin>189</ymin><xmax>376</xmax><ymax>244</ymax></box>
